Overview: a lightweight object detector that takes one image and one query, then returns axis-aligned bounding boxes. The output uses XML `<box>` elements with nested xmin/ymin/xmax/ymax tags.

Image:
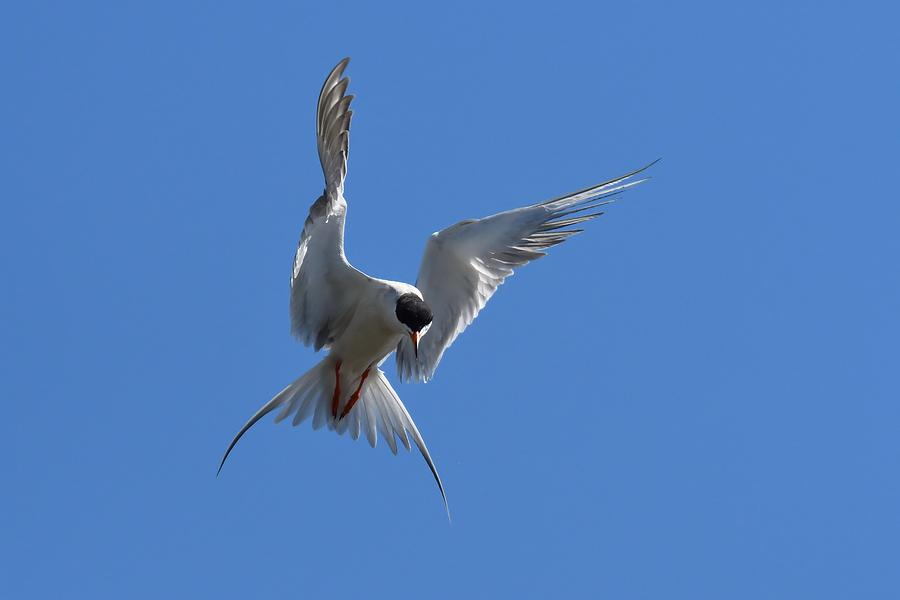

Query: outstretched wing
<box><xmin>290</xmin><ymin>57</ymin><xmax>370</xmax><ymax>349</ymax></box>
<box><xmin>316</xmin><ymin>57</ymin><xmax>353</xmax><ymax>199</ymax></box>
<box><xmin>396</xmin><ymin>161</ymin><xmax>656</xmax><ymax>382</ymax></box>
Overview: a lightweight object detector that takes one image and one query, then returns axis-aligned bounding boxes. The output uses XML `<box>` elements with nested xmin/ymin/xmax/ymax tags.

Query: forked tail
<box><xmin>217</xmin><ymin>358</ymin><xmax>449</xmax><ymax>519</ymax></box>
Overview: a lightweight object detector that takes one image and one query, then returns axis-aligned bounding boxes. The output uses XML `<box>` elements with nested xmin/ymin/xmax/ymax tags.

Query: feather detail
<box><xmin>397</xmin><ymin>160</ymin><xmax>658</xmax><ymax>382</ymax></box>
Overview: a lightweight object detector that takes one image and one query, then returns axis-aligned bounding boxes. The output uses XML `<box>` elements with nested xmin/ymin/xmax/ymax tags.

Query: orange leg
<box><xmin>330</xmin><ymin>360</ymin><xmax>342</xmax><ymax>418</ymax></box>
<box><xmin>339</xmin><ymin>367</ymin><xmax>371</xmax><ymax>420</ymax></box>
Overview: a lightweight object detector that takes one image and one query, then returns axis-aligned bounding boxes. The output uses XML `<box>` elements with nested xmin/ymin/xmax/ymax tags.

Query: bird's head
<box><xmin>395</xmin><ymin>292</ymin><xmax>432</xmax><ymax>358</ymax></box>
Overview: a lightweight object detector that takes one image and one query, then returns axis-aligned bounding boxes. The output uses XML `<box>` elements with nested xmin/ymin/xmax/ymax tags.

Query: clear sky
<box><xmin>2</xmin><ymin>1</ymin><xmax>899</xmax><ymax>598</ymax></box>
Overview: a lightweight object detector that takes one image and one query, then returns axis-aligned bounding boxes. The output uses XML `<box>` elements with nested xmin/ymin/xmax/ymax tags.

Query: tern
<box><xmin>218</xmin><ymin>58</ymin><xmax>654</xmax><ymax>516</ymax></box>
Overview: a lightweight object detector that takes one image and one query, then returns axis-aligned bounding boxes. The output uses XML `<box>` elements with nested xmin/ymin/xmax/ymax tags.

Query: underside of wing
<box><xmin>317</xmin><ymin>57</ymin><xmax>353</xmax><ymax>198</ymax></box>
<box><xmin>397</xmin><ymin>161</ymin><xmax>656</xmax><ymax>382</ymax></box>
<box><xmin>290</xmin><ymin>58</ymin><xmax>368</xmax><ymax>350</ymax></box>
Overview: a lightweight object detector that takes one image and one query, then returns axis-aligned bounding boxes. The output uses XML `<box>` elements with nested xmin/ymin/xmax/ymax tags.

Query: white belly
<box><xmin>329</xmin><ymin>310</ymin><xmax>401</xmax><ymax>377</ymax></box>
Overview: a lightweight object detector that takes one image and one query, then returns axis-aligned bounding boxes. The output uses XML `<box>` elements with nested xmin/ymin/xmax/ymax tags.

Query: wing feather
<box><xmin>397</xmin><ymin>161</ymin><xmax>657</xmax><ymax>382</ymax></box>
<box><xmin>290</xmin><ymin>58</ymin><xmax>370</xmax><ymax>350</ymax></box>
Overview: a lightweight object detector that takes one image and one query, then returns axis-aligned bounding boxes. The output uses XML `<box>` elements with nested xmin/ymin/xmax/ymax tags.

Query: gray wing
<box><xmin>316</xmin><ymin>57</ymin><xmax>353</xmax><ymax>199</ymax></box>
<box><xmin>396</xmin><ymin>162</ymin><xmax>656</xmax><ymax>382</ymax></box>
<box><xmin>290</xmin><ymin>58</ymin><xmax>369</xmax><ymax>350</ymax></box>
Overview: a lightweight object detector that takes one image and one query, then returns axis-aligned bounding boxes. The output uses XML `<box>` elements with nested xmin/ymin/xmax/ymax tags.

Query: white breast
<box><xmin>329</xmin><ymin>301</ymin><xmax>402</xmax><ymax>376</ymax></box>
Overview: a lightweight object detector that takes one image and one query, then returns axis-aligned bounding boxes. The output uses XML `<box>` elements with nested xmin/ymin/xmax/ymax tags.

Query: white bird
<box><xmin>218</xmin><ymin>58</ymin><xmax>654</xmax><ymax>517</ymax></box>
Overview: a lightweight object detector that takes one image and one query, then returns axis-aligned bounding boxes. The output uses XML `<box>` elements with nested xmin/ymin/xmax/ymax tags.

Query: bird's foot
<box><xmin>339</xmin><ymin>367</ymin><xmax>371</xmax><ymax>420</ymax></box>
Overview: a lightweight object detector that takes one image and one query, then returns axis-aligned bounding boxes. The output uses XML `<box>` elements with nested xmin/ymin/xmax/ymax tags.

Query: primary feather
<box><xmin>396</xmin><ymin>160</ymin><xmax>657</xmax><ymax>383</ymax></box>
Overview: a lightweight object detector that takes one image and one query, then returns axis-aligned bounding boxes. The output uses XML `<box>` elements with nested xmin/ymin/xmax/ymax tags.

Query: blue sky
<box><xmin>2</xmin><ymin>1</ymin><xmax>899</xmax><ymax>598</ymax></box>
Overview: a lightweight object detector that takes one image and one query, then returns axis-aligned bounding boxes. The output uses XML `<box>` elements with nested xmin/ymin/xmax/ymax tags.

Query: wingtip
<box><xmin>320</xmin><ymin>58</ymin><xmax>352</xmax><ymax>100</ymax></box>
<box><xmin>638</xmin><ymin>157</ymin><xmax>662</xmax><ymax>173</ymax></box>
<box><xmin>620</xmin><ymin>157</ymin><xmax>660</xmax><ymax>180</ymax></box>
<box><xmin>603</xmin><ymin>157</ymin><xmax>660</xmax><ymax>183</ymax></box>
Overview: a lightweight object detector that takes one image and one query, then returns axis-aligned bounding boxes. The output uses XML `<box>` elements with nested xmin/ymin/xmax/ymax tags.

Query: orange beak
<box><xmin>409</xmin><ymin>331</ymin><xmax>419</xmax><ymax>359</ymax></box>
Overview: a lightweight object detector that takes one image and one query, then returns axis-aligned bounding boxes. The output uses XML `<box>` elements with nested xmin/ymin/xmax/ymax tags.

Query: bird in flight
<box><xmin>218</xmin><ymin>58</ymin><xmax>654</xmax><ymax>517</ymax></box>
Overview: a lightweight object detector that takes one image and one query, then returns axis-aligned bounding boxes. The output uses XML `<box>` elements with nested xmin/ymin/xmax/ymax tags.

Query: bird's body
<box><xmin>218</xmin><ymin>58</ymin><xmax>654</xmax><ymax>517</ymax></box>
<box><xmin>329</xmin><ymin>291</ymin><xmax>401</xmax><ymax>374</ymax></box>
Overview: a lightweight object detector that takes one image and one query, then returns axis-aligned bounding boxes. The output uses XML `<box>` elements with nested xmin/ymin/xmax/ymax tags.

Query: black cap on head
<box><xmin>396</xmin><ymin>293</ymin><xmax>433</xmax><ymax>332</ymax></box>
